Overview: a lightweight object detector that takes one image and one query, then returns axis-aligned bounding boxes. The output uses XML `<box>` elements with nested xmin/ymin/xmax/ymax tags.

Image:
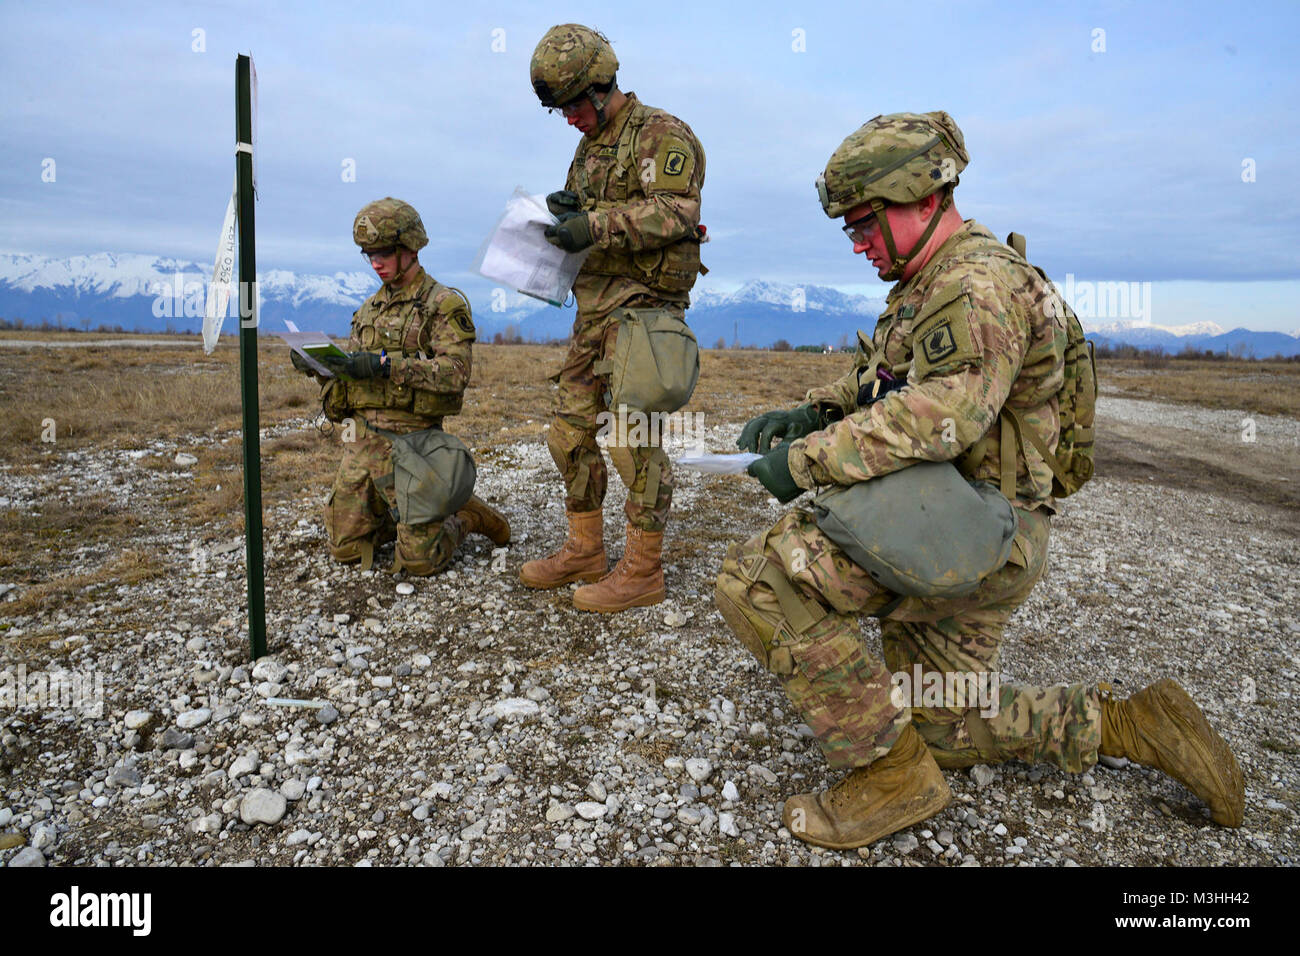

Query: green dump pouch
<box><xmin>594</xmin><ymin>307</ymin><xmax>699</xmax><ymax>413</ymax></box>
<box><xmin>812</xmin><ymin>460</ymin><xmax>1017</xmax><ymax>598</ymax></box>
<box><xmin>370</xmin><ymin>421</ymin><xmax>476</xmax><ymax>526</ymax></box>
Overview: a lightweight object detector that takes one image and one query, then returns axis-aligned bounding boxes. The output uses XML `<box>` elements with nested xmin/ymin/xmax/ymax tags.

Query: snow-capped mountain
<box><xmin>2</xmin><ymin>252</ymin><xmax>1295</xmax><ymax>356</ymax></box>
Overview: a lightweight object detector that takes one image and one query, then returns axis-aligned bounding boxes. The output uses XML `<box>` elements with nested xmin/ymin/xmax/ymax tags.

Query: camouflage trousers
<box><xmin>715</xmin><ymin>505</ymin><xmax>1101</xmax><ymax>772</ymax></box>
<box><xmin>324</xmin><ymin>422</ymin><xmax>468</xmax><ymax>575</ymax></box>
<box><xmin>547</xmin><ymin>304</ymin><xmax>674</xmax><ymax>532</ymax></box>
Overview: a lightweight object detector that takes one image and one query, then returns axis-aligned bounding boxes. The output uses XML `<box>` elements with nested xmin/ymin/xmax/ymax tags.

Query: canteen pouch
<box><xmin>385</xmin><ymin>426</ymin><xmax>477</xmax><ymax>525</ymax></box>
<box><xmin>812</xmin><ymin>460</ymin><xmax>1017</xmax><ymax>598</ymax></box>
<box><xmin>595</xmin><ymin>307</ymin><xmax>699</xmax><ymax>413</ymax></box>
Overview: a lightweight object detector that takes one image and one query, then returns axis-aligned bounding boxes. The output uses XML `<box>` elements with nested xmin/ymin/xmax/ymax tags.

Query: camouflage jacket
<box><xmin>565</xmin><ymin>93</ymin><xmax>706</xmax><ymax>319</ymax></box>
<box><xmin>322</xmin><ymin>267</ymin><xmax>475</xmax><ymax>432</ymax></box>
<box><xmin>789</xmin><ymin>221</ymin><xmax>1066</xmax><ymax>512</ymax></box>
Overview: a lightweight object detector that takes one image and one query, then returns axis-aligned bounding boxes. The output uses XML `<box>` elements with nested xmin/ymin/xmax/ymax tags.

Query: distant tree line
<box><xmin>1093</xmin><ymin>342</ymin><xmax>1300</xmax><ymax>364</ymax></box>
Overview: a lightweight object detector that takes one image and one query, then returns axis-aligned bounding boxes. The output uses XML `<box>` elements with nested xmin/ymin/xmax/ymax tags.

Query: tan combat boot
<box><xmin>572</xmin><ymin>524</ymin><xmax>666</xmax><ymax>613</ymax></box>
<box><xmin>781</xmin><ymin>723</ymin><xmax>951</xmax><ymax>850</ymax></box>
<box><xmin>1100</xmin><ymin>678</ymin><xmax>1244</xmax><ymax>827</ymax></box>
<box><xmin>519</xmin><ymin>509</ymin><xmax>607</xmax><ymax>588</ymax></box>
<box><xmin>455</xmin><ymin>495</ymin><xmax>511</xmax><ymax>546</ymax></box>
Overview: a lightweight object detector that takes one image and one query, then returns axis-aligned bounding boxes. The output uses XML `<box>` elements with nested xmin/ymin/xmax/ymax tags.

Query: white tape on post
<box><xmin>202</xmin><ymin>177</ymin><xmax>238</xmax><ymax>354</ymax></box>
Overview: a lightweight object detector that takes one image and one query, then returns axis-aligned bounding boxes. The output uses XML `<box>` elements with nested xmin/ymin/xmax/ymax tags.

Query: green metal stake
<box><xmin>236</xmin><ymin>53</ymin><xmax>267</xmax><ymax>661</ymax></box>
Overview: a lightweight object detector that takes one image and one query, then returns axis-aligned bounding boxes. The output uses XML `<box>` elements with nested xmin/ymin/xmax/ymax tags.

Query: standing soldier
<box><xmin>721</xmin><ymin>113</ymin><xmax>1243</xmax><ymax>849</ymax></box>
<box><xmin>520</xmin><ymin>23</ymin><xmax>707</xmax><ymax>613</ymax></box>
<box><xmin>294</xmin><ymin>197</ymin><xmax>510</xmax><ymax>575</ymax></box>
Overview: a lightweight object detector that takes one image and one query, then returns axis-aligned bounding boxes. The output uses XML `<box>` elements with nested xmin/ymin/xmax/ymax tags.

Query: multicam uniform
<box><xmin>550</xmin><ymin>93</ymin><xmax>706</xmax><ymax>532</ymax></box>
<box><xmin>718</xmin><ymin>222</ymin><xmax>1102</xmax><ymax>773</ymax></box>
<box><xmin>322</xmin><ymin>267</ymin><xmax>477</xmax><ymax>573</ymax></box>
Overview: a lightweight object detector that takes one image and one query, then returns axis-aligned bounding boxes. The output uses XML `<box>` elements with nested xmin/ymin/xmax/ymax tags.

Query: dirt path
<box><xmin>1094</xmin><ymin>392</ymin><xmax>1300</xmax><ymax>528</ymax></box>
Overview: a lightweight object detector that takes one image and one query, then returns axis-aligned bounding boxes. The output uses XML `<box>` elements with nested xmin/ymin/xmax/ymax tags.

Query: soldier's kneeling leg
<box><xmin>391</xmin><ymin>515</ymin><xmax>467</xmax><ymax>577</ymax></box>
<box><xmin>715</xmin><ymin>542</ymin><xmax>905</xmax><ymax>770</ymax></box>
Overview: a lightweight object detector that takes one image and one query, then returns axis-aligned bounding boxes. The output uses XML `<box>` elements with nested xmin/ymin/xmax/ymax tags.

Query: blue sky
<box><xmin>2</xmin><ymin>0</ymin><xmax>1298</xmax><ymax>331</ymax></box>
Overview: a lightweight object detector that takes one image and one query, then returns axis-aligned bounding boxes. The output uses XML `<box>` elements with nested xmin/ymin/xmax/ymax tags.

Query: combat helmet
<box><xmin>531</xmin><ymin>24</ymin><xmax>619</xmax><ymax>126</ymax></box>
<box><xmin>816</xmin><ymin>111</ymin><xmax>969</xmax><ymax>281</ymax></box>
<box><xmin>353</xmin><ymin>198</ymin><xmax>429</xmax><ymax>253</ymax></box>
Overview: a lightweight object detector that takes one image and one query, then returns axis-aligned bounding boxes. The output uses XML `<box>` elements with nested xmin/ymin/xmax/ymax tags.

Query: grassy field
<box><xmin>1</xmin><ymin>336</ymin><xmax>1297</xmax><ymax>591</ymax></box>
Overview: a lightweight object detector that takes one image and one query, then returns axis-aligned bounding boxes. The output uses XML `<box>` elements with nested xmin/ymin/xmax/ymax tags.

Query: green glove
<box><xmin>289</xmin><ymin>349</ymin><xmax>315</xmax><ymax>376</ymax></box>
<box><xmin>319</xmin><ymin>350</ymin><xmax>388</xmax><ymax>380</ymax></box>
<box><xmin>544</xmin><ymin>211</ymin><xmax>593</xmax><ymax>252</ymax></box>
<box><xmin>737</xmin><ymin>404</ymin><xmax>822</xmax><ymax>453</ymax></box>
<box><xmin>546</xmin><ymin>190</ymin><xmax>582</xmax><ymax>216</ymax></box>
<box><xmin>747</xmin><ymin>442</ymin><xmax>804</xmax><ymax>503</ymax></box>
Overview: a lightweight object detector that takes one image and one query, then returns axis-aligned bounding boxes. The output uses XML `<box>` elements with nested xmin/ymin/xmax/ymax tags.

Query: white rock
<box><xmin>280</xmin><ymin>779</ymin><xmax>307</xmax><ymax>802</ymax></box>
<box><xmin>8</xmin><ymin>847</ymin><xmax>45</xmax><ymax>867</ymax></box>
<box><xmin>719</xmin><ymin>812</ymin><xmax>740</xmax><ymax>837</ymax></box>
<box><xmin>239</xmin><ymin>788</ymin><xmax>287</xmax><ymax>825</ymax></box>
<box><xmin>663</xmin><ymin>609</ymin><xmax>688</xmax><ymax>627</ymax></box>
<box><xmin>574</xmin><ymin>801</ymin><xmax>607</xmax><ymax>820</ymax></box>
<box><xmin>663</xmin><ymin>755</ymin><xmax>686</xmax><ymax>773</ymax></box>
<box><xmin>192</xmin><ymin>813</ymin><xmax>222</xmax><ymax>834</ymax></box>
<box><xmin>722</xmin><ymin>781</ymin><xmax>740</xmax><ymax>801</ymax></box>
<box><xmin>251</xmin><ymin>659</ymin><xmax>287</xmax><ymax>683</ymax></box>
<box><xmin>685</xmin><ymin>758</ymin><xmax>712</xmax><ymax>783</ymax></box>
<box><xmin>1097</xmin><ymin>754</ymin><xmax>1130</xmax><ymax>769</ymax></box>
<box><xmin>491</xmin><ymin>698</ymin><xmax>540</xmax><ymax>720</ymax></box>
<box><xmin>460</xmin><ymin>818</ymin><xmax>487</xmax><ymax>840</ymax></box>
<box><xmin>30</xmin><ymin>823</ymin><xmax>56</xmax><ymax>850</ymax></box>
<box><xmin>285</xmin><ymin>829</ymin><xmax>312</xmax><ymax>846</ymax></box>
<box><xmin>586</xmin><ymin>781</ymin><xmax>607</xmax><ymax>802</ymax></box>
<box><xmin>124</xmin><ymin>710</ymin><xmax>153</xmax><ymax>730</ymax></box>
<box><xmin>370</xmin><ymin>675</ymin><xmax>393</xmax><ymax>689</ymax></box>
<box><xmin>228</xmin><ymin>751</ymin><xmax>259</xmax><ymax>778</ymax></box>
<box><xmin>185</xmin><ymin>636</ymin><xmax>206</xmax><ymax>653</ymax></box>
<box><xmin>395</xmin><ymin>582</ymin><xmax>415</xmax><ymax>596</ymax></box>
<box><xmin>174</xmin><ymin>452</ymin><xmax>198</xmax><ymax>467</ymax></box>
<box><xmin>546</xmin><ymin>802</ymin><xmax>576</xmax><ymax>823</ymax></box>
<box><xmin>176</xmin><ymin>708</ymin><xmax>212</xmax><ymax>729</ymax></box>
<box><xmin>970</xmin><ymin>764</ymin><xmax>996</xmax><ymax>788</ymax></box>
<box><xmin>422</xmin><ymin>781</ymin><xmax>453</xmax><ymax>801</ymax></box>
<box><xmin>0</xmin><ymin>808</ymin><xmax>11</xmax><ymax>827</ymax></box>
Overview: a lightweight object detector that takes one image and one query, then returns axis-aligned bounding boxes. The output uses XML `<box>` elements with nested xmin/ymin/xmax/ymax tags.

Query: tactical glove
<box><xmin>747</xmin><ymin>442</ymin><xmax>804</xmax><ymax>504</ymax></box>
<box><xmin>546</xmin><ymin>190</ymin><xmax>582</xmax><ymax>217</ymax></box>
<box><xmin>737</xmin><ymin>404</ymin><xmax>823</xmax><ymax>454</ymax></box>
<box><xmin>544</xmin><ymin>211</ymin><xmax>593</xmax><ymax>253</ymax></box>
<box><xmin>319</xmin><ymin>350</ymin><xmax>388</xmax><ymax>380</ymax></box>
<box><xmin>289</xmin><ymin>349</ymin><xmax>316</xmax><ymax>376</ymax></box>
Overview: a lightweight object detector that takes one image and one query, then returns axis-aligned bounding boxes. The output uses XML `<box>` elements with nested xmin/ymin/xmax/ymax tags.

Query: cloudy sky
<box><xmin>2</xmin><ymin>0</ymin><xmax>1298</xmax><ymax>331</ymax></box>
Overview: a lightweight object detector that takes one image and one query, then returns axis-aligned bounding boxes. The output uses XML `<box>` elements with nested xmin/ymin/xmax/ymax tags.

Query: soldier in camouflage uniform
<box><xmin>519</xmin><ymin>23</ymin><xmax>707</xmax><ymax>613</ymax></box>
<box><xmin>722</xmin><ymin>112</ymin><xmax>1244</xmax><ymax>850</ymax></box>
<box><xmin>293</xmin><ymin>198</ymin><xmax>509</xmax><ymax>575</ymax></box>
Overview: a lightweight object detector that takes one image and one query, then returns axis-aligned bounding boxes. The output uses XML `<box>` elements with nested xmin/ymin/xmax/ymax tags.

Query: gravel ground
<box><xmin>1</xmin><ymin>400</ymin><xmax>1296</xmax><ymax>868</ymax></box>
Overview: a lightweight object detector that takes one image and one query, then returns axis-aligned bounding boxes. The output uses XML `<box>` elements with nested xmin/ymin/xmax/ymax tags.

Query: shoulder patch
<box><xmin>911</xmin><ymin>282</ymin><xmax>979</xmax><ymax>380</ymax></box>
<box><xmin>650</xmin><ymin>135</ymin><xmax>695</xmax><ymax>193</ymax></box>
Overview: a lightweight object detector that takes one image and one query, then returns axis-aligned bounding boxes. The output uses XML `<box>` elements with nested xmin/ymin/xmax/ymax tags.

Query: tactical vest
<box><xmin>343</xmin><ymin>280</ymin><xmax>469</xmax><ymax>419</ymax></box>
<box><xmin>574</xmin><ymin>101</ymin><xmax>705</xmax><ymax>296</ymax></box>
<box><xmin>953</xmin><ymin>232</ymin><xmax>1096</xmax><ymax>499</ymax></box>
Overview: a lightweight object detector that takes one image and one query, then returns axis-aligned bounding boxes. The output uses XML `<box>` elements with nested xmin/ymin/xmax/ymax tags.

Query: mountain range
<box><xmin>2</xmin><ymin>252</ymin><xmax>1298</xmax><ymax>357</ymax></box>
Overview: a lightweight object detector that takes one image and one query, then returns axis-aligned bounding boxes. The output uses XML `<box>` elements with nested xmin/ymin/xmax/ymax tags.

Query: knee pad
<box><xmin>715</xmin><ymin>546</ymin><xmax>797</xmax><ymax>676</ymax></box>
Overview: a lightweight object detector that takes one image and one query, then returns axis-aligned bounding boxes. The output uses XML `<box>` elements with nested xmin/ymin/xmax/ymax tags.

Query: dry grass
<box><xmin>1097</xmin><ymin>358</ymin><xmax>1300</xmax><ymax>418</ymax></box>
<box><xmin>1</xmin><ymin>548</ymin><xmax>165</xmax><ymax>620</ymax></box>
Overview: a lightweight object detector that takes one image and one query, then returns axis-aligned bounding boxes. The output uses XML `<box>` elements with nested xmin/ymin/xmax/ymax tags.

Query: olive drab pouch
<box><xmin>812</xmin><ymin>461</ymin><xmax>1017</xmax><ymax>598</ymax></box>
<box><xmin>594</xmin><ymin>307</ymin><xmax>699</xmax><ymax>413</ymax></box>
<box><xmin>370</xmin><ymin>421</ymin><xmax>476</xmax><ymax>525</ymax></box>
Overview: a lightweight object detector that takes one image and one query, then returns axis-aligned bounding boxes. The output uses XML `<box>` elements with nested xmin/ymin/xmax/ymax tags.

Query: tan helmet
<box><xmin>816</xmin><ymin>112</ymin><xmax>969</xmax><ymax>280</ymax></box>
<box><xmin>352</xmin><ymin>197</ymin><xmax>428</xmax><ymax>252</ymax></box>
<box><xmin>530</xmin><ymin>23</ymin><xmax>618</xmax><ymax>119</ymax></box>
<box><xmin>816</xmin><ymin>111</ymin><xmax>968</xmax><ymax>218</ymax></box>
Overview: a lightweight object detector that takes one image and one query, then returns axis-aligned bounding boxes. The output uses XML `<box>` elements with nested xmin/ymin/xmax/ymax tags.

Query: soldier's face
<box><xmin>844</xmin><ymin>199</ymin><xmax>932</xmax><ymax>281</ymax></box>
<box><xmin>562</xmin><ymin>97</ymin><xmax>598</xmax><ymax>135</ymax></box>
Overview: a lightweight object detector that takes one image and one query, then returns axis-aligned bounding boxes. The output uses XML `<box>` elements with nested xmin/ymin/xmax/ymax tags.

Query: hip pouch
<box><xmin>812</xmin><ymin>460</ymin><xmax>1017</xmax><ymax>598</ymax></box>
<box><xmin>371</xmin><ymin>421</ymin><xmax>477</xmax><ymax>525</ymax></box>
<box><xmin>596</xmin><ymin>307</ymin><xmax>700</xmax><ymax>413</ymax></box>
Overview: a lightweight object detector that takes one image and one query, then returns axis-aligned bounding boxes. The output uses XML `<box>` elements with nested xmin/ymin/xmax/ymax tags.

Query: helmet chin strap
<box><xmin>872</xmin><ymin>192</ymin><xmax>953</xmax><ymax>282</ymax></box>
<box><xmin>387</xmin><ymin>248</ymin><xmax>418</xmax><ymax>287</ymax></box>
<box><xmin>586</xmin><ymin>87</ymin><xmax>613</xmax><ymax>129</ymax></box>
